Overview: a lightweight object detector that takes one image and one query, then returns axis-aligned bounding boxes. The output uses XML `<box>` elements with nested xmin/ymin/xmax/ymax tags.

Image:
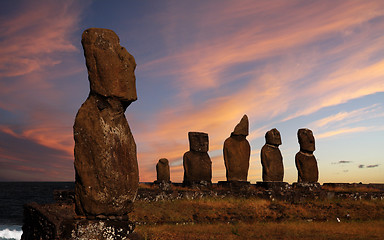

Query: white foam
<box><xmin>0</xmin><ymin>228</ymin><xmax>22</xmax><ymax>240</ymax></box>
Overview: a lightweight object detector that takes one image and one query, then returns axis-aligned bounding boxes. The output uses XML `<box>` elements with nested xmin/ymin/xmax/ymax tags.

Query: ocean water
<box><xmin>0</xmin><ymin>182</ymin><xmax>74</xmax><ymax>240</ymax></box>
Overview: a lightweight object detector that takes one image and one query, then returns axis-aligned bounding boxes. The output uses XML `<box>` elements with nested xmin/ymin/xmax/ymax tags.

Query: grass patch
<box><xmin>132</xmin><ymin>197</ymin><xmax>384</xmax><ymax>225</ymax></box>
<box><xmin>136</xmin><ymin>221</ymin><xmax>384</xmax><ymax>240</ymax></box>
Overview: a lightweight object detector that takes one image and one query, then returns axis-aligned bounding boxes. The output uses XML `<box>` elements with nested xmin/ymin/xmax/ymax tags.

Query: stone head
<box><xmin>158</xmin><ymin>158</ymin><xmax>169</xmax><ymax>165</ymax></box>
<box><xmin>82</xmin><ymin>28</ymin><xmax>137</xmax><ymax>104</ymax></box>
<box><xmin>188</xmin><ymin>132</ymin><xmax>209</xmax><ymax>152</ymax></box>
<box><xmin>298</xmin><ymin>128</ymin><xmax>315</xmax><ymax>153</ymax></box>
<box><xmin>265</xmin><ymin>128</ymin><xmax>282</xmax><ymax>146</ymax></box>
<box><xmin>232</xmin><ymin>114</ymin><xmax>249</xmax><ymax>136</ymax></box>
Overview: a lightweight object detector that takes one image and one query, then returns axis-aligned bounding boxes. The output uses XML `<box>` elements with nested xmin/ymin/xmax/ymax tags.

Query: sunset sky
<box><xmin>0</xmin><ymin>0</ymin><xmax>383</xmax><ymax>183</ymax></box>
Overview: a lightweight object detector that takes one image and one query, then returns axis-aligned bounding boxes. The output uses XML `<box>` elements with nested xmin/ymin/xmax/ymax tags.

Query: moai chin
<box><xmin>223</xmin><ymin>115</ymin><xmax>251</xmax><ymax>181</ymax></box>
<box><xmin>183</xmin><ymin>132</ymin><xmax>212</xmax><ymax>185</ymax></box>
<box><xmin>295</xmin><ymin>128</ymin><xmax>319</xmax><ymax>183</ymax></box>
<box><xmin>73</xmin><ymin>28</ymin><xmax>139</xmax><ymax>217</ymax></box>
<box><xmin>261</xmin><ymin>128</ymin><xmax>284</xmax><ymax>182</ymax></box>
<box><xmin>156</xmin><ymin>158</ymin><xmax>170</xmax><ymax>183</ymax></box>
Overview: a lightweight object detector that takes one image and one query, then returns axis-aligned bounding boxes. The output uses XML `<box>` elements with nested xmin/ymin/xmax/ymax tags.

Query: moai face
<box><xmin>82</xmin><ymin>28</ymin><xmax>137</xmax><ymax>104</ymax></box>
<box><xmin>298</xmin><ymin>128</ymin><xmax>315</xmax><ymax>153</ymax></box>
<box><xmin>188</xmin><ymin>132</ymin><xmax>209</xmax><ymax>152</ymax></box>
<box><xmin>265</xmin><ymin>128</ymin><xmax>282</xmax><ymax>146</ymax></box>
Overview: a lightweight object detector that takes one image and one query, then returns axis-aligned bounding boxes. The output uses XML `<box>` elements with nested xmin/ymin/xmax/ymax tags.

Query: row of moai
<box><xmin>155</xmin><ymin>115</ymin><xmax>319</xmax><ymax>185</ymax></box>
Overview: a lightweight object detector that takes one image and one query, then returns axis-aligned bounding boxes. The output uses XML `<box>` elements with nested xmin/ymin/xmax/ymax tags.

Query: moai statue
<box><xmin>74</xmin><ymin>28</ymin><xmax>139</xmax><ymax>217</ymax></box>
<box><xmin>295</xmin><ymin>128</ymin><xmax>319</xmax><ymax>183</ymax></box>
<box><xmin>261</xmin><ymin>128</ymin><xmax>284</xmax><ymax>181</ymax></box>
<box><xmin>156</xmin><ymin>158</ymin><xmax>170</xmax><ymax>183</ymax></box>
<box><xmin>223</xmin><ymin>115</ymin><xmax>251</xmax><ymax>181</ymax></box>
<box><xmin>183</xmin><ymin>132</ymin><xmax>212</xmax><ymax>185</ymax></box>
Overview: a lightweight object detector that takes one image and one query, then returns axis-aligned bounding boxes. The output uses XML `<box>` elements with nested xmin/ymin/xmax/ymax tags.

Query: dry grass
<box><xmin>132</xmin><ymin>197</ymin><xmax>384</xmax><ymax>225</ymax></box>
<box><xmin>136</xmin><ymin>220</ymin><xmax>384</xmax><ymax>240</ymax></box>
<box><xmin>132</xmin><ymin>185</ymin><xmax>384</xmax><ymax>239</ymax></box>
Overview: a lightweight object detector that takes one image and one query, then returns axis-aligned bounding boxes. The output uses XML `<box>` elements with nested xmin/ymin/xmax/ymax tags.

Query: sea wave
<box><xmin>0</xmin><ymin>226</ymin><xmax>22</xmax><ymax>240</ymax></box>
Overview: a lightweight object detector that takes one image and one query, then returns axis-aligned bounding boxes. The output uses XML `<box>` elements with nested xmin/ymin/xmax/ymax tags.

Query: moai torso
<box><xmin>261</xmin><ymin>128</ymin><xmax>284</xmax><ymax>181</ymax></box>
<box><xmin>156</xmin><ymin>158</ymin><xmax>170</xmax><ymax>182</ymax></box>
<box><xmin>295</xmin><ymin>128</ymin><xmax>319</xmax><ymax>183</ymax></box>
<box><xmin>74</xmin><ymin>28</ymin><xmax>138</xmax><ymax>216</ymax></box>
<box><xmin>183</xmin><ymin>132</ymin><xmax>212</xmax><ymax>184</ymax></box>
<box><xmin>223</xmin><ymin>115</ymin><xmax>251</xmax><ymax>181</ymax></box>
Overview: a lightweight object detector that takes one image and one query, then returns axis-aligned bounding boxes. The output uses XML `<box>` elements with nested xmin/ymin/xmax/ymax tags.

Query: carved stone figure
<box><xmin>73</xmin><ymin>28</ymin><xmax>138</xmax><ymax>216</ymax></box>
<box><xmin>295</xmin><ymin>128</ymin><xmax>319</xmax><ymax>182</ymax></box>
<box><xmin>156</xmin><ymin>158</ymin><xmax>170</xmax><ymax>183</ymax></box>
<box><xmin>261</xmin><ymin>128</ymin><xmax>284</xmax><ymax>181</ymax></box>
<box><xmin>183</xmin><ymin>132</ymin><xmax>212</xmax><ymax>184</ymax></box>
<box><xmin>223</xmin><ymin>115</ymin><xmax>251</xmax><ymax>181</ymax></box>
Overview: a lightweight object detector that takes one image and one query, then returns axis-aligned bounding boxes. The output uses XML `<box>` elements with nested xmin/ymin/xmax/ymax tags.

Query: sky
<box><xmin>0</xmin><ymin>0</ymin><xmax>383</xmax><ymax>183</ymax></box>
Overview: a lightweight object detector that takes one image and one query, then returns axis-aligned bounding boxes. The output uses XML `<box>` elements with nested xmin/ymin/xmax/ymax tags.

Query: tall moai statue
<box><xmin>156</xmin><ymin>158</ymin><xmax>170</xmax><ymax>183</ymax></box>
<box><xmin>183</xmin><ymin>132</ymin><xmax>212</xmax><ymax>185</ymax></box>
<box><xmin>261</xmin><ymin>128</ymin><xmax>284</xmax><ymax>181</ymax></box>
<box><xmin>295</xmin><ymin>128</ymin><xmax>319</xmax><ymax>183</ymax></box>
<box><xmin>223</xmin><ymin>115</ymin><xmax>251</xmax><ymax>181</ymax></box>
<box><xmin>73</xmin><ymin>28</ymin><xmax>139</xmax><ymax>217</ymax></box>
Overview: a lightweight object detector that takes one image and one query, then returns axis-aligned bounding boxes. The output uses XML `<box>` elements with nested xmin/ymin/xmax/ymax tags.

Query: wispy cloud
<box><xmin>366</xmin><ymin>164</ymin><xmax>380</xmax><ymax>168</ymax></box>
<box><xmin>332</xmin><ymin>161</ymin><xmax>353</xmax><ymax>164</ymax></box>
<box><xmin>0</xmin><ymin>0</ymin><xmax>86</xmax><ymax>78</ymax></box>
<box><xmin>316</xmin><ymin>127</ymin><xmax>370</xmax><ymax>139</ymax></box>
<box><xmin>358</xmin><ymin>164</ymin><xmax>380</xmax><ymax>169</ymax></box>
<box><xmin>0</xmin><ymin>0</ymin><xmax>89</xmax><ymax>180</ymax></box>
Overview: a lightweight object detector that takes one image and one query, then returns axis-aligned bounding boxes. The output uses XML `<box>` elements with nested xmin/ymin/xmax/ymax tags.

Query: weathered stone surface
<box><xmin>156</xmin><ymin>158</ymin><xmax>170</xmax><ymax>183</ymax></box>
<box><xmin>295</xmin><ymin>151</ymin><xmax>319</xmax><ymax>183</ymax></box>
<box><xmin>298</xmin><ymin>128</ymin><xmax>315</xmax><ymax>153</ymax></box>
<box><xmin>233</xmin><ymin>115</ymin><xmax>249</xmax><ymax>136</ymax></box>
<box><xmin>183</xmin><ymin>132</ymin><xmax>212</xmax><ymax>184</ymax></box>
<box><xmin>73</xmin><ymin>28</ymin><xmax>138</xmax><ymax>217</ymax></box>
<box><xmin>261</xmin><ymin>128</ymin><xmax>284</xmax><ymax>181</ymax></box>
<box><xmin>82</xmin><ymin>28</ymin><xmax>137</xmax><ymax>103</ymax></box>
<box><xmin>223</xmin><ymin>115</ymin><xmax>251</xmax><ymax>181</ymax></box>
<box><xmin>295</xmin><ymin>128</ymin><xmax>318</xmax><ymax>183</ymax></box>
<box><xmin>21</xmin><ymin>203</ymin><xmax>141</xmax><ymax>240</ymax></box>
<box><xmin>189</xmin><ymin>132</ymin><xmax>209</xmax><ymax>152</ymax></box>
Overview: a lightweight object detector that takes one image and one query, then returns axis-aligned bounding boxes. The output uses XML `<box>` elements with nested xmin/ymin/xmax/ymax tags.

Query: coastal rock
<box><xmin>183</xmin><ymin>132</ymin><xmax>212</xmax><ymax>184</ymax></box>
<box><xmin>73</xmin><ymin>28</ymin><xmax>139</xmax><ymax>217</ymax></box>
<box><xmin>295</xmin><ymin>128</ymin><xmax>319</xmax><ymax>182</ymax></box>
<box><xmin>223</xmin><ymin>115</ymin><xmax>251</xmax><ymax>181</ymax></box>
<box><xmin>261</xmin><ymin>128</ymin><xmax>284</xmax><ymax>181</ymax></box>
<box><xmin>156</xmin><ymin>158</ymin><xmax>170</xmax><ymax>183</ymax></box>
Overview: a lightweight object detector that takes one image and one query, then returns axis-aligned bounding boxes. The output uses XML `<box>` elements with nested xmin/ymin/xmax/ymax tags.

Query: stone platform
<box><xmin>21</xmin><ymin>202</ymin><xmax>142</xmax><ymax>240</ymax></box>
<box><xmin>256</xmin><ymin>181</ymin><xmax>290</xmax><ymax>191</ymax></box>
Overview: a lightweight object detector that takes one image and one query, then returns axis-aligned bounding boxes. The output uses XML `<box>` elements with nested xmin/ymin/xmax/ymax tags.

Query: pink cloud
<box><xmin>0</xmin><ymin>1</ymin><xmax>86</xmax><ymax>78</ymax></box>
